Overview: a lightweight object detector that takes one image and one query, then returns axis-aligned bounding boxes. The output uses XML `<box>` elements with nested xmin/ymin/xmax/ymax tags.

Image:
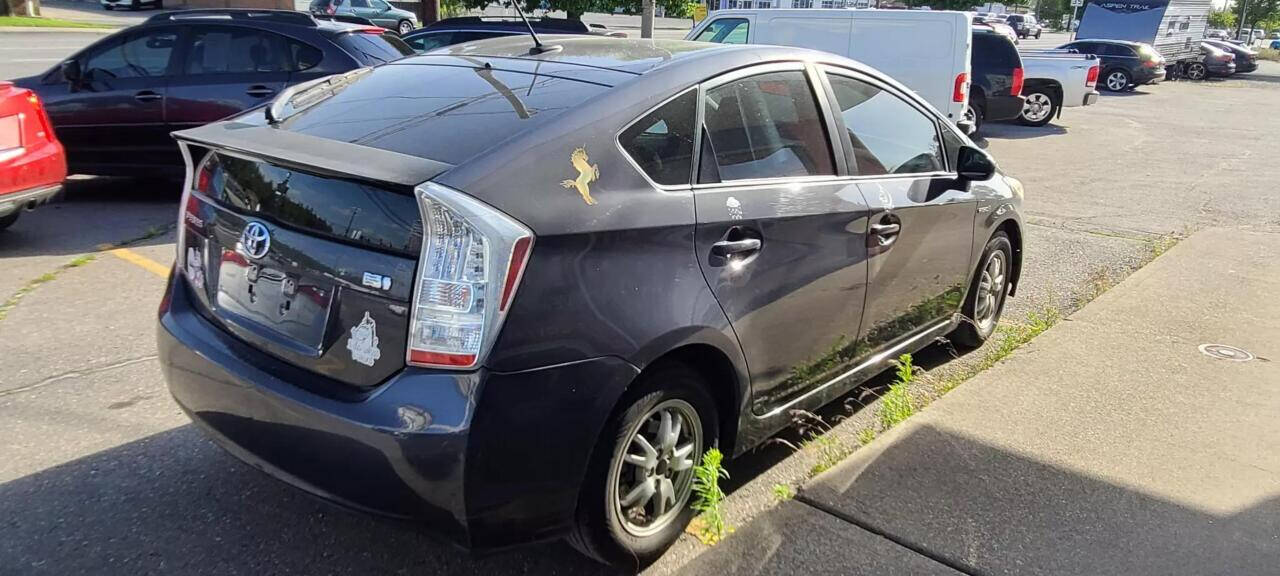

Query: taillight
<box><xmin>1219</xmin><ymin>54</ymin><xmax>1234</xmax><ymax>62</ymax></box>
<box><xmin>1085</xmin><ymin>65</ymin><xmax>1099</xmax><ymax>88</ymax></box>
<box><xmin>1011</xmin><ymin>67</ymin><xmax>1024</xmax><ymax>97</ymax></box>
<box><xmin>953</xmin><ymin>72</ymin><xmax>968</xmax><ymax>103</ymax></box>
<box><xmin>407</xmin><ymin>182</ymin><xmax>533</xmax><ymax>370</ymax></box>
<box><xmin>325</xmin><ymin>4</ymin><xmax>335</xmax><ymax>13</ymax></box>
<box><xmin>23</xmin><ymin>91</ymin><xmax>55</xmax><ymax>143</ymax></box>
<box><xmin>359</xmin><ymin>27</ymin><xmax>387</xmax><ymax>34</ymax></box>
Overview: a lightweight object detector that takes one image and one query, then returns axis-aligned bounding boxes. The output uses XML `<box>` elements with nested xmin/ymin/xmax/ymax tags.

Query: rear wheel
<box><xmin>1103</xmin><ymin>69</ymin><xmax>1130</xmax><ymax>92</ymax></box>
<box><xmin>398</xmin><ymin>20</ymin><xmax>414</xmax><ymax>35</ymax></box>
<box><xmin>1035</xmin><ymin>30</ymin><xmax>1042</xmax><ymax>39</ymax></box>
<box><xmin>963</xmin><ymin>102</ymin><xmax>985</xmax><ymax>135</ymax></box>
<box><xmin>950</xmin><ymin>232</ymin><xmax>1013</xmax><ymax>348</ymax></box>
<box><xmin>1186</xmin><ymin>62</ymin><xmax>1208</xmax><ymax>80</ymax></box>
<box><xmin>1017</xmin><ymin>89</ymin><xmax>1058</xmax><ymax>127</ymax></box>
<box><xmin>569</xmin><ymin>364</ymin><xmax>718</xmax><ymax>568</ymax></box>
<box><xmin>0</xmin><ymin>212</ymin><xmax>20</xmax><ymax>231</ymax></box>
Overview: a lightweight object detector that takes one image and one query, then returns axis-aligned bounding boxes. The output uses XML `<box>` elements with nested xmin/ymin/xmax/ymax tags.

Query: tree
<box><xmin>455</xmin><ymin>0</ymin><xmax>690</xmax><ymax>23</ymax></box>
<box><xmin>1209</xmin><ymin>8</ymin><xmax>1237</xmax><ymax>29</ymax></box>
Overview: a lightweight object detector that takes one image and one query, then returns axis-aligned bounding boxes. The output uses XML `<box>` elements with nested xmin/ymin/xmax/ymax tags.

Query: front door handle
<box><xmin>134</xmin><ymin>90</ymin><xmax>162</xmax><ymax>103</ymax></box>
<box><xmin>711</xmin><ymin>238</ymin><xmax>762</xmax><ymax>257</ymax></box>
<box><xmin>246</xmin><ymin>85</ymin><xmax>276</xmax><ymax>98</ymax></box>
<box><xmin>869</xmin><ymin>222</ymin><xmax>901</xmax><ymax>236</ymax></box>
<box><xmin>868</xmin><ymin>216</ymin><xmax>902</xmax><ymax>249</ymax></box>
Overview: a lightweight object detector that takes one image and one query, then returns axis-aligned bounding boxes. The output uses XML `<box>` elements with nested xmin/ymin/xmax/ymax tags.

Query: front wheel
<box><xmin>0</xmin><ymin>212</ymin><xmax>19</xmax><ymax>231</ymax></box>
<box><xmin>1186</xmin><ymin>62</ymin><xmax>1208</xmax><ymax>80</ymax></box>
<box><xmin>1103</xmin><ymin>69</ymin><xmax>1130</xmax><ymax>92</ymax></box>
<box><xmin>398</xmin><ymin>20</ymin><xmax>414</xmax><ymax>35</ymax></box>
<box><xmin>1035</xmin><ymin>30</ymin><xmax>1042</xmax><ymax>39</ymax></box>
<box><xmin>569</xmin><ymin>364</ymin><xmax>718</xmax><ymax>568</ymax></box>
<box><xmin>950</xmin><ymin>232</ymin><xmax>1013</xmax><ymax>348</ymax></box>
<box><xmin>1018</xmin><ymin>90</ymin><xmax>1058</xmax><ymax>127</ymax></box>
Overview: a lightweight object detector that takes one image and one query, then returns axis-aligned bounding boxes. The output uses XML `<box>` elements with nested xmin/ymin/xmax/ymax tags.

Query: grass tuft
<box><xmin>806</xmin><ymin>433</ymin><xmax>851</xmax><ymax>477</ymax></box>
<box><xmin>856</xmin><ymin>427</ymin><xmax>877</xmax><ymax>446</ymax></box>
<box><xmin>878</xmin><ymin>354</ymin><xmax>918</xmax><ymax>430</ymax></box>
<box><xmin>0</xmin><ymin>16</ymin><xmax>117</xmax><ymax>29</ymax></box>
<box><xmin>690</xmin><ymin>448</ymin><xmax>731</xmax><ymax>545</ymax></box>
<box><xmin>771</xmin><ymin>483</ymin><xmax>794</xmax><ymax>502</ymax></box>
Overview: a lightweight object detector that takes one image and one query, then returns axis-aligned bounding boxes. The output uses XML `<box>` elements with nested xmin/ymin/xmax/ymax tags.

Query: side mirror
<box><xmin>957</xmin><ymin>145</ymin><xmax>996</xmax><ymax>181</ymax></box>
<box><xmin>60</xmin><ymin>60</ymin><xmax>81</xmax><ymax>85</ymax></box>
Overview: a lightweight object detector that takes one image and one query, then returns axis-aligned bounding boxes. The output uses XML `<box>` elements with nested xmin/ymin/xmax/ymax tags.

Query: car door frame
<box><xmin>164</xmin><ymin>22</ymin><xmax>300</xmax><ymax>133</ymax></box>
<box><xmin>690</xmin><ymin>60</ymin><xmax>884</xmax><ymax>429</ymax></box>
<box><xmin>814</xmin><ymin>62</ymin><xmax>978</xmax><ymax>362</ymax></box>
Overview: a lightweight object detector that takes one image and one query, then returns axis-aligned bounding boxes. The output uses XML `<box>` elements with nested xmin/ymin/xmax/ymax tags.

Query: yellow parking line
<box><xmin>96</xmin><ymin>244</ymin><xmax>171</xmax><ymax>279</ymax></box>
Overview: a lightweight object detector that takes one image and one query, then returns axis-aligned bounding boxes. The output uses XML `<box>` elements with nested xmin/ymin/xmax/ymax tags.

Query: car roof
<box><xmin>424</xmin><ymin>16</ymin><xmax>588</xmax><ymax>33</ymax></box>
<box><xmin>1079</xmin><ymin>39</ymin><xmax>1142</xmax><ymax>47</ymax></box>
<box><xmin>138</xmin><ymin>9</ymin><xmax>365</xmax><ymax>34</ymax></box>
<box><xmin>420</xmin><ymin>36</ymin><xmax>821</xmax><ymax>76</ymax></box>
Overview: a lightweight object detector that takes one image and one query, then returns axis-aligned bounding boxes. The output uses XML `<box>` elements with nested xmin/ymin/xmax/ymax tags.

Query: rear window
<box><xmin>334</xmin><ymin>31</ymin><xmax>414</xmax><ymax>65</ymax></box>
<box><xmin>277</xmin><ymin>63</ymin><xmax>611</xmax><ymax>165</ymax></box>
<box><xmin>973</xmin><ymin>32</ymin><xmax>1021</xmax><ymax>70</ymax></box>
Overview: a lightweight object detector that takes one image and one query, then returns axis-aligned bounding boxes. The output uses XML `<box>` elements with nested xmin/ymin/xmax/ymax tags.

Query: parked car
<box><xmin>973</xmin><ymin>15</ymin><xmax>1020</xmax><ymax>45</ymax></box>
<box><xmin>161</xmin><ymin>37</ymin><xmax>1023</xmax><ymax>568</ymax></box>
<box><xmin>1058</xmin><ymin>39</ymin><xmax>1165</xmax><ymax>91</ymax></box>
<box><xmin>101</xmin><ymin>0</ymin><xmax>162</xmax><ymax>10</ymax></box>
<box><xmin>1203</xmin><ymin>38</ymin><xmax>1257</xmax><ymax>73</ymax></box>
<box><xmin>686</xmin><ymin>9</ymin><xmax>974</xmax><ymax>126</ymax></box>
<box><xmin>1189</xmin><ymin>42</ymin><xmax>1236</xmax><ymax>79</ymax></box>
<box><xmin>11</xmin><ymin>10</ymin><xmax>414</xmax><ymax>178</ymax></box>
<box><xmin>1005</xmin><ymin>14</ymin><xmax>1042</xmax><ymax>39</ymax></box>
<box><xmin>309</xmin><ymin>0</ymin><xmax>418</xmax><ymax>35</ymax></box>
<box><xmin>0</xmin><ymin>82</ymin><xmax>66</xmax><ymax>231</ymax></box>
<box><xmin>1015</xmin><ymin>50</ymin><xmax>1100</xmax><ymax>126</ymax></box>
<box><xmin>1205</xmin><ymin>28</ymin><xmax>1230</xmax><ymax>40</ymax></box>
<box><xmin>968</xmin><ymin>28</ymin><xmax>1026</xmax><ymax>132</ymax></box>
<box><xmin>1075</xmin><ymin>0</ymin><xmax>1205</xmax><ymax>67</ymax></box>
<box><xmin>402</xmin><ymin>16</ymin><xmax>594</xmax><ymax>52</ymax></box>
<box><xmin>1271</xmin><ymin>39</ymin><xmax>1280</xmax><ymax>50</ymax></box>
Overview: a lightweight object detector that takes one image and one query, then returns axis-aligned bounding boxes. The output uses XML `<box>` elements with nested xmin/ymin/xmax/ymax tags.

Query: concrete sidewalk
<box><xmin>678</xmin><ymin>227</ymin><xmax>1280</xmax><ymax>575</ymax></box>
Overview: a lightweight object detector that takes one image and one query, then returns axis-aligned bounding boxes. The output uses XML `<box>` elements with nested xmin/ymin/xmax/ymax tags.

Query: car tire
<box><xmin>950</xmin><ymin>232</ymin><xmax>1013</xmax><ymax>348</ymax></box>
<box><xmin>963</xmin><ymin>102</ymin><xmax>985</xmax><ymax>135</ymax></box>
<box><xmin>1102</xmin><ymin>69</ymin><xmax>1130</xmax><ymax>92</ymax></box>
<box><xmin>568</xmin><ymin>363</ymin><xmax>718</xmax><ymax>569</ymax></box>
<box><xmin>1035</xmin><ymin>30</ymin><xmax>1042</xmax><ymax>39</ymax></box>
<box><xmin>104</xmin><ymin>4</ymin><xmax>113</xmax><ymax>9</ymax></box>
<box><xmin>398</xmin><ymin>20</ymin><xmax>413</xmax><ymax>35</ymax></box>
<box><xmin>0</xmin><ymin>212</ymin><xmax>20</xmax><ymax>231</ymax></box>
<box><xmin>1017</xmin><ymin>89</ymin><xmax>1058</xmax><ymax>127</ymax></box>
<box><xmin>1186</xmin><ymin>62</ymin><xmax>1208</xmax><ymax>81</ymax></box>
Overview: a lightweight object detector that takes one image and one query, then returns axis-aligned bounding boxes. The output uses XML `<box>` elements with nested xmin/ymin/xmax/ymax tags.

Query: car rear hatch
<box><xmin>171</xmin><ymin>58</ymin><xmax>615</xmax><ymax>390</ymax></box>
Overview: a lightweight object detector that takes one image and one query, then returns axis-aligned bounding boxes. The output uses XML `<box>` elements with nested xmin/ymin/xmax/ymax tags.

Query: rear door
<box><xmin>819</xmin><ymin>66</ymin><xmax>976</xmax><ymax>352</ymax></box>
<box><xmin>43</xmin><ymin>26</ymin><xmax>179</xmax><ymax>172</ymax></box>
<box><xmin>691</xmin><ymin>63</ymin><xmax>872</xmax><ymax>416</ymax></box>
<box><xmin>166</xmin><ymin>25</ymin><xmax>315</xmax><ymax>131</ymax></box>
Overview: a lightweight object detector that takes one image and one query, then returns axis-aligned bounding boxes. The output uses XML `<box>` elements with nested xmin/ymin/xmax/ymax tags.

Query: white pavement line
<box><xmin>0</xmin><ymin>355</ymin><xmax>159</xmax><ymax>397</ymax></box>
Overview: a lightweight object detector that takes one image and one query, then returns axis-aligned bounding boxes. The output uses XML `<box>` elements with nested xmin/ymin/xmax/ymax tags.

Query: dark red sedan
<box><xmin>0</xmin><ymin>81</ymin><xmax>65</xmax><ymax>231</ymax></box>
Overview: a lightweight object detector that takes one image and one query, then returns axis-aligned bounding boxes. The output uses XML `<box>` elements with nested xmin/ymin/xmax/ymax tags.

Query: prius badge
<box><xmin>240</xmin><ymin>221</ymin><xmax>271</xmax><ymax>260</ymax></box>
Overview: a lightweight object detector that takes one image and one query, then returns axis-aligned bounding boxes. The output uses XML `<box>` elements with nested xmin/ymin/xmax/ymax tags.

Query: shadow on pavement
<box><xmin>0</xmin><ymin>176</ymin><xmax>179</xmax><ymax>258</ymax></box>
<box><xmin>0</xmin><ymin>425</ymin><xmax>617</xmax><ymax>576</ymax></box>
<box><xmin>983</xmin><ymin>123</ymin><xmax>1068</xmax><ymax>140</ymax></box>
<box><xmin>695</xmin><ymin>424</ymin><xmax>1280</xmax><ymax>575</ymax></box>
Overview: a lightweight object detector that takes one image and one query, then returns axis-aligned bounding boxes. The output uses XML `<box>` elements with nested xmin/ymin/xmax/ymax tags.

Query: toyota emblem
<box><xmin>240</xmin><ymin>221</ymin><xmax>271</xmax><ymax>260</ymax></box>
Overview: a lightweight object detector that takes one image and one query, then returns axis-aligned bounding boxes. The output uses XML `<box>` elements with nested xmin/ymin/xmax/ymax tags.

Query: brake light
<box><xmin>407</xmin><ymin>182</ymin><xmax>533</xmax><ymax>370</ymax></box>
<box><xmin>22</xmin><ymin>91</ymin><xmax>54</xmax><ymax>143</ymax></box>
<box><xmin>325</xmin><ymin>4</ymin><xmax>335</xmax><ymax>13</ymax></box>
<box><xmin>195</xmin><ymin>157</ymin><xmax>214</xmax><ymax>194</ymax></box>
<box><xmin>1085</xmin><ymin>65</ymin><xmax>1099</xmax><ymax>87</ymax></box>
<box><xmin>1219</xmin><ymin>54</ymin><xmax>1234</xmax><ymax>62</ymax></box>
<box><xmin>1142</xmin><ymin>59</ymin><xmax>1159</xmax><ymax>68</ymax></box>
<box><xmin>1011</xmin><ymin>67</ymin><xmax>1024</xmax><ymax>97</ymax></box>
<box><xmin>953</xmin><ymin>72</ymin><xmax>969</xmax><ymax>103</ymax></box>
<box><xmin>359</xmin><ymin>27</ymin><xmax>387</xmax><ymax>34</ymax></box>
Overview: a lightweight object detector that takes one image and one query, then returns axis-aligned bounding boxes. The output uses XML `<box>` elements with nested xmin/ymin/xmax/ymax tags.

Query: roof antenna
<box><xmin>509</xmin><ymin>1</ymin><xmax>560</xmax><ymax>55</ymax></box>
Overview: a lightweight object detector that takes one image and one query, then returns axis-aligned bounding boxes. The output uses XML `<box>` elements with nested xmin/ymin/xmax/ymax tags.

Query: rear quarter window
<box><xmin>620</xmin><ymin>89</ymin><xmax>697</xmax><ymax>186</ymax></box>
<box><xmin>333</xmin><ymin>31</ymin><xmax>414</xmax><ymax>65</ymax></box>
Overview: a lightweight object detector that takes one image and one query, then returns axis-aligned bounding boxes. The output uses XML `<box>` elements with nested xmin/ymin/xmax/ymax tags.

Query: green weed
<box><xmin>856</xmin><ymin>427</ymin><xmax>877</xmax><ymax>446</ymax></box>
<box><xmin>878</xmin><ymin>354</ymin><xmax>917</xmax><ymax>430</ymax></box>
<box><xmin>772</xmin><ymin>483</ymin><xmax>794</xmax><ymax>502</ymax></box>
<box><xmin>806</xmin><ymin>433</ymin><xmax>851</xmax><ymax>477</ymax></box>
<box><xmin>690</xmin><ymin>448</ymin><xmax>731</xmax><ymax>545</ymax></box>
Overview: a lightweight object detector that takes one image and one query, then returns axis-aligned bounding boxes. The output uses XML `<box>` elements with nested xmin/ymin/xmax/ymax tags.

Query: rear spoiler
<box><xmin>172</xmin><ymin>122</ymin><xmax>451</xmax><ymax>188</ymax></box>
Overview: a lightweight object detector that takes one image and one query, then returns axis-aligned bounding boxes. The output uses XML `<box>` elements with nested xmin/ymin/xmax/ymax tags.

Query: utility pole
<box><xmin>1235</xmin><ymin>0</ymin><xmax>1247</xmax><ymax>40</ymax></box>
<box><xmin>417</xmin><ymin>0</ymin><xmax>439</xmax><ymax>26</ymax></box>
<box><xmin>641</xmin><ymin>0</ymin><xmax>655</xmax><ymax>39</ymax></box>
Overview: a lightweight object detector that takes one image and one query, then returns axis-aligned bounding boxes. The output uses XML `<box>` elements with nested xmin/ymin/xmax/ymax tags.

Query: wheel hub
<box><xmin>610</xmin><ymin>399</ymin><xmax>702</xmax><ymax>537</ymax></box>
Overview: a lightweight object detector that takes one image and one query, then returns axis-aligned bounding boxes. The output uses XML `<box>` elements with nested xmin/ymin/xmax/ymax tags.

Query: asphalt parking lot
<box><xmin>4</xmin><ymin>25</ymin><xmax>1280</xmax><ymax>576</ymax></box>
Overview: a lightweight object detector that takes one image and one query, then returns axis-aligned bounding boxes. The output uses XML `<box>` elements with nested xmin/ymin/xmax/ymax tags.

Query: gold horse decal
<box><xmin>561</xmin><ymin>147</ymin><xmax>600</xmax><ymax>206</ymax></box>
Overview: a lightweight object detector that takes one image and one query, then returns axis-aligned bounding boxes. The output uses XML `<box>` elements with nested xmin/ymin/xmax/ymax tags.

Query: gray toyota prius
<box><xmin>158</xmin><ymin>35</ymin><xmax>1024</xmax><ymax>567</ymax></box>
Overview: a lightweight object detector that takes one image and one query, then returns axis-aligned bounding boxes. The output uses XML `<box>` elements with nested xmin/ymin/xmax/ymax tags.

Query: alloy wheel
<box><xmin>399</xmin><ymin>21</ymin><xmax>413</xmax><ymax>35</ymax></box>
<box><xmin>974</xmin><ymin>251</ymin><xmax>1007</xmax><ymax>331</ymax></box>
<box><xmin>1021</xmin><ymin>93</ymin><xmax>1053</xmax><ymax>122</ymax></box>
<box><xmin>1106</xmin><ymin>72</ymin><xmax>1127</xmax><ymax>91</ymax></box>
<box><xmin>609</xmin><ymin>399</ymin><xmax>702</xmax><ymax>538</ymax></box>
<box><xmin>1187</xmin><ymin>63</ymin><xmax>1207</xmax><ymax>80</ymax></box>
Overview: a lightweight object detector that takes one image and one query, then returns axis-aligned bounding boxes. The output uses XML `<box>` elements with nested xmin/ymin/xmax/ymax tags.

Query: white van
<box><xmin>686</xmin><ymin>9</ymin><xmax>972</xmax><ymax>125</ymax></box>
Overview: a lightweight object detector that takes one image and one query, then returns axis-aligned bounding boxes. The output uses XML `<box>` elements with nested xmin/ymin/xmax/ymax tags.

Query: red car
<box><xmin>0</xmin><ymin>81</ymin><xmax>65</xmax><ymax>231</ymax></box>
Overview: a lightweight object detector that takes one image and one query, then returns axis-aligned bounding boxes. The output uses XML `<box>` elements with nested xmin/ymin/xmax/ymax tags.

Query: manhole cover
<box><xmin>1199</xmin><ymin>344</ymin><xmax>1255</xmax><ymax>362</ymax></box>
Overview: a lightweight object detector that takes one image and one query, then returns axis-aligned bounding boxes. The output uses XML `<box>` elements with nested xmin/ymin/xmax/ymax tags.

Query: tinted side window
<box><xmin>974</xmin><ymin>33</ymin><xmax>1018</xmax><ymax>70</ymax></box>
<box><xmin>349</xmin><ymin>0</ymin><xmax>370</xmax><ymax>7</ymax></box>
<box><xmin>405</xmin><ymin>31</ymin><xmax>455</xmax><ymax>52</ymax></box>
<box><xmin>827</xmin><ymin>74</ymin><xmax>943</xmax><ymax>176</ymax></box>
<box><xmin>83</xmin><ymin>30</ymin><xmax>177</xmax><ymax>79</ymax></box>
<box><xmin>185</xmin><ymin>28</ymin><xmax>317</xmax><ymax>74</ymax></box>
<box><xmin>701</xmin><ymin>70</ymin><xmax>834</xmax><ymax>182</ymax></box>
<box><xmin>620</xmin><ymin>90</ymin><xmax>697</xmax><ymax>186</ymax></box>
<box><xmin>694</xmin><ymin>18</ymin><xmax>749</xmax><ymax>44</ymax></box>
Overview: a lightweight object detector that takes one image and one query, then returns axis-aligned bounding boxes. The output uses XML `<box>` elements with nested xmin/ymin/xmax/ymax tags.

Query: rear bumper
<box><xmin>1208</xmin><ymin>62</ymin><xmax>1237</xmax><ymax>76</ymax></box>
<box><xmin>158</xmin><ymin>273</ymin><xmax>639</xmax><ymax>549</ymax></box>
<box><xmin>1081</xmin><ymin>91</ymin><xmax>1099</xmax><ymax>107</ymax></box>
<box><xmin>984</xmin><ymin>94</ymin><xmax>1026</xmax><ymax>123</ymax></box>
<box><xmin>0</xmin><ymin>139</ymin><xmax>65</xmax><ymax>204</ymax></box>
<box><xmin>0</xmin><ymin>183</ymin><xmax>60</xmax><ymax>217</ymax></box>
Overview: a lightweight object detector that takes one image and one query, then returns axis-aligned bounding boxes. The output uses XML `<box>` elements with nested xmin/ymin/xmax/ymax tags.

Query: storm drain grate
<box><xmin>1198</xmin><ymin>344</ymin><xmax>1255</xmax><ymax>362</ymax></box>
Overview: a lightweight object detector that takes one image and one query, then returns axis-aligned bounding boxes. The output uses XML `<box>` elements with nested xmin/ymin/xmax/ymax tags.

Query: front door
<box><xmin>819</xmin><ymin>67</ymin><xmax>977</xmax><ymax>353</ymax></box>
<box><xmin>692</xmin><ymin>64</ymin><xmax>871</xmax><ymax>416</ymax></box>
<box><xmin>43</xmin><ymin>27</ymin><xmax>179</xmax><ymax>174</ymax></box>
<box><xmin>166</xmin><ymin>25</ymin><xmax>306</xmax><ymax>132</ymax></box>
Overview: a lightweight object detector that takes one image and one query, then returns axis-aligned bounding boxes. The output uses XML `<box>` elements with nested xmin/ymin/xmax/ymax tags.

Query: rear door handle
<box><xmin>711</xmin><ymin>238</ymin><xmax>762</xmax><ymax>257</ymax></box>
<box><xmin>246</xmin><ymin>85</ymin><xmax>276</xmax><ymax>98</ymax></box>
<box><xmin>869</xmin><ymin>222</ymin><xmax>901</xmax><ymax>236</ymax></box>
<box><xmin>134</xmin><ymin>90</ymin><xmax>162</xmax><ymax>103</ymax></box>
